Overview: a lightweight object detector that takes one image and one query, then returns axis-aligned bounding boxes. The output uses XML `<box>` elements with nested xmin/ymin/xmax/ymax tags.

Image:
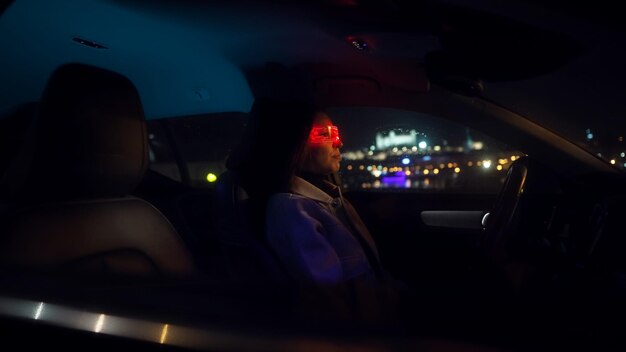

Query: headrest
<box><xmin>6</xmin><ymin>63</ymin><xmax>148</xmax><ymax>201</ymax></box>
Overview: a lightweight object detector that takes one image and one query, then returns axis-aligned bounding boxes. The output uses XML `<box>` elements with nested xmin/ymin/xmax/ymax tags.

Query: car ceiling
<box><xmin>0</xmin><ymin>0</ymin><xmax>441</xmax><ymax>119</ymax></box>
<box><xmin>2</xmin><ymin>0</ymin><xmax>622</xmax><ymax>134</ymax></box>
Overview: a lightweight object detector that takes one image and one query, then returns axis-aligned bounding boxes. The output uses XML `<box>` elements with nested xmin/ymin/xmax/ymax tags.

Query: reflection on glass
<box><xmin>95</xmin><ymin>314</ymin><xmax>106</xmax><ymax>333</ymax></box>
<box><xmin>160</xmin><ymin>324</ymin><xmax>169</xmax><ymax>344</ymax></box>
<box><xmin>34</xmin><ymin>302</ymin><xmax>44</xmax><ymax>320</ymax></box>
<box><xmin>330</xmin><ymin>107</ymin><xmax>524</xmax><ymax>193</ymax></box>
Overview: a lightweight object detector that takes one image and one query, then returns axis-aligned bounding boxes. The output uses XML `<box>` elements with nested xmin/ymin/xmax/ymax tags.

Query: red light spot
<box><xmin>309</xmin><ymin>125</ymin><xmax>342</xmax><ymax>148</ymax></box>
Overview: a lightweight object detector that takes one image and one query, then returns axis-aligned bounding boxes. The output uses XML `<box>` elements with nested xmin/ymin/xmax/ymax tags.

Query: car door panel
<box><xmin>345</xmin><ymin>191</ymin><xmax>495</xmax><ymax>284</ymax></box>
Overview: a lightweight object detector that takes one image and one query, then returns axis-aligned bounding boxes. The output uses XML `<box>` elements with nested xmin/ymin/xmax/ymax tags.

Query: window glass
<box><xmin>146</xmin><ymin>121</ymin><xmax>182</xmax><ymax>182</ymax></box>
<box><xmin>166</xmin><ymin>112</ymin><xmax>248</xmax><ymax>187</ymax></box>
<box><xmin>329</xmin><ymin>107</ymin><xmax>523</xmax><ymax>194</ymax></box>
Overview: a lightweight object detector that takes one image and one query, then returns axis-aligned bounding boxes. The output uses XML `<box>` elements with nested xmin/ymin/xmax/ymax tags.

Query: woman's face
<box><xmin>302</xmin><ymin>113</ymin><xmax>343</xmax><ymax>175</ymax></box>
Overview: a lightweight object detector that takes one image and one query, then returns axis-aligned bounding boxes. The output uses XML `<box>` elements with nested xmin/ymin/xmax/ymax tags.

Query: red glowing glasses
<box><xmin>309</xmin><ymin>125</ymin><xmax>342</xmax><ymax>148</ymax></box>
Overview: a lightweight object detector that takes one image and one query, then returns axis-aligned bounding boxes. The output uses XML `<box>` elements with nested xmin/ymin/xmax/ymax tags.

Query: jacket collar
<box><xmin>291</xmin><ymin>176</ymin><xmax>336</xmax><ymax>204</ymax></box>
<box><xmin>292</xmin><ymin>176</ymin><xmax>382</xmax><ymax>267</ymax></box>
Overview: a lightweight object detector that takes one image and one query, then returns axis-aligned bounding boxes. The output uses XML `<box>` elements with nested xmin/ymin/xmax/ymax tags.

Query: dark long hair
<box><xmin>226</xmin><ymin>98</ymin><xmax>320</xmax><ymax>204</ymax></box>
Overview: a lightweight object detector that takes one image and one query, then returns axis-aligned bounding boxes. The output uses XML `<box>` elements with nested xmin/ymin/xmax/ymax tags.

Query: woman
<box><xmin>265</xmin><ymin>111</ymin><xmax>384</xmax><ymax>287</ymax></box>
<box><xmin>226</xmin><ymin>98</ymin><xmax>399</xmax><ymax>323</ymax></box>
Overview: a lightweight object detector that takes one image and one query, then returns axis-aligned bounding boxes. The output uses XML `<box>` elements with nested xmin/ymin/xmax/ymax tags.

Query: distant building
<box><xmin>376</xmin><ymin>129</ymin><xmax>420</xmax><ymax>150</ymax></box>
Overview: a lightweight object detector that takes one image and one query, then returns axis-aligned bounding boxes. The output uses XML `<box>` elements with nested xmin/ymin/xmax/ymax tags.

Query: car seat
<box><xmin>0</xmin><ymin>102</ymin><xmax>38</xmax><ymax>210</ymax></box>
<box><xmin>212</xmin><ymin>169</ymin><xmax>290</xmax><ymax>284</ymax></box>
<box><xmin>0</xmin><ymin>63</ymin><xmax>197</xmax><ymax>280</ymax></box>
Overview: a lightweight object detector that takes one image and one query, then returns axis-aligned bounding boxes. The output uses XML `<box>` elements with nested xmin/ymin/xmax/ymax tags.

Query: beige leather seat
<box><xmin>0</xmin><ymin>63</ymin><xmax>197</xmax><ymax>279</ymax></box>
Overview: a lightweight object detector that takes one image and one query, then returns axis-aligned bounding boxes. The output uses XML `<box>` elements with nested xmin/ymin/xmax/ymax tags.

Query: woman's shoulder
<box><xmin>268</xmin><ymin>192</ymin><xmax>315</xmax><ymax>208</ymax></box>
<box><xmin>267</xmin><ymin>192</ymin><xmax>332</xmax><ymax>215</ymax></box>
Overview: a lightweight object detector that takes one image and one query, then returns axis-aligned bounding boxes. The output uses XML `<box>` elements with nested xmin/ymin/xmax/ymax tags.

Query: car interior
<box><xmin>2</xmin><ymin>0</ymin><xmax>626</xmax><ymax>350</ymax></box>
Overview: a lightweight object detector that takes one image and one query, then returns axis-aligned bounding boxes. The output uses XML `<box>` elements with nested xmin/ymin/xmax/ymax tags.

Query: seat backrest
<box><xmin>213</xmin><ymin>170</ymin><xmax>251</xmax><ymax>246</ymax></box>
<box><xmin>0</xmin><ymin>102</ymin><xmax>38</xmax><ymax>205</ymax></box>
<box><xmin>212</xmin><ymin>170</ymin><xmax>289</xmax><ymax>284</ymax></box>
<box><xmin>0</xmin><ymin>63</ymin><xmax>197</xmax><ymax>279</ymax></box>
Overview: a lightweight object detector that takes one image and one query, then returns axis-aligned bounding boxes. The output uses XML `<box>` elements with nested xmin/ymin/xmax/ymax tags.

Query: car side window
<box><xmin>330</xmin><ymin>107</ymin><xmax>523</xmax><ymax>194</ymax></box>
<box><xmin>146</xmin><ymin>121</ymin><xmax>182</xmax><ymax>182</ymax></box>
<box><xmin>147</xmin><ymin>113</ymin><xmax>247</xmax><ymax>188</ymax></box>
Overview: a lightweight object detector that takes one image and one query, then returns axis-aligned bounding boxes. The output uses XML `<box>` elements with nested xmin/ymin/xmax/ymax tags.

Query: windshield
<box><xmin>476</xmin><ymin>9</ymin><xmax>626</xmax><ymax>171</ymax></box>
<box><xmin>329</xmin><ymin>107</ymin><xmax>522</xmax><ymax>193</ymax></box>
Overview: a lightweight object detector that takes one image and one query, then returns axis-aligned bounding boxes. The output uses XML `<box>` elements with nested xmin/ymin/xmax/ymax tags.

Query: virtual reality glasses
<box><xmin>309</xmin><ymin>125</ymin><xmax>342</xmax><ymax>148</ymax></box>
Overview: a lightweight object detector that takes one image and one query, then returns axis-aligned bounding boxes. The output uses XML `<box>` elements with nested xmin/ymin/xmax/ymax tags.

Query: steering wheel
<box><xmin>481</xmin><ymin>156</ymin><xmax>529</xmax><ymax>264</ymax></box>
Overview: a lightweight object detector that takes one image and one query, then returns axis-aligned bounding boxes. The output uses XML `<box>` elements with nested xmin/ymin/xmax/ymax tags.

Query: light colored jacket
<box><xmin>266</xmin><ymin>176</ymin><xmax>381</xmax><ymax>286</ymax></box>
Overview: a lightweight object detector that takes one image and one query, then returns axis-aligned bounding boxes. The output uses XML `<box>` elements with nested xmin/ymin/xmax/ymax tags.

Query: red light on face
<box><xmin>309</xmin><ymin>125</ymin><xmax>342</xmax><ymax>148</ymax></box>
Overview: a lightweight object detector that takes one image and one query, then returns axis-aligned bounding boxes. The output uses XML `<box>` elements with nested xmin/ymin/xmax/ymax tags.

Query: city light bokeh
<box><xmin>339</xmin><ymin>127</ymin><xmax>521</xmax><ymax>193</ymax></box>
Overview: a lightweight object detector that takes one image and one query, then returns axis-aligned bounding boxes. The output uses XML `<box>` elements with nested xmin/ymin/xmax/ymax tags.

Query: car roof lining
<box><xmin>1</xmin><ymin>0</ymin><xmax>584</xmax><ymax>120</ymax></box>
